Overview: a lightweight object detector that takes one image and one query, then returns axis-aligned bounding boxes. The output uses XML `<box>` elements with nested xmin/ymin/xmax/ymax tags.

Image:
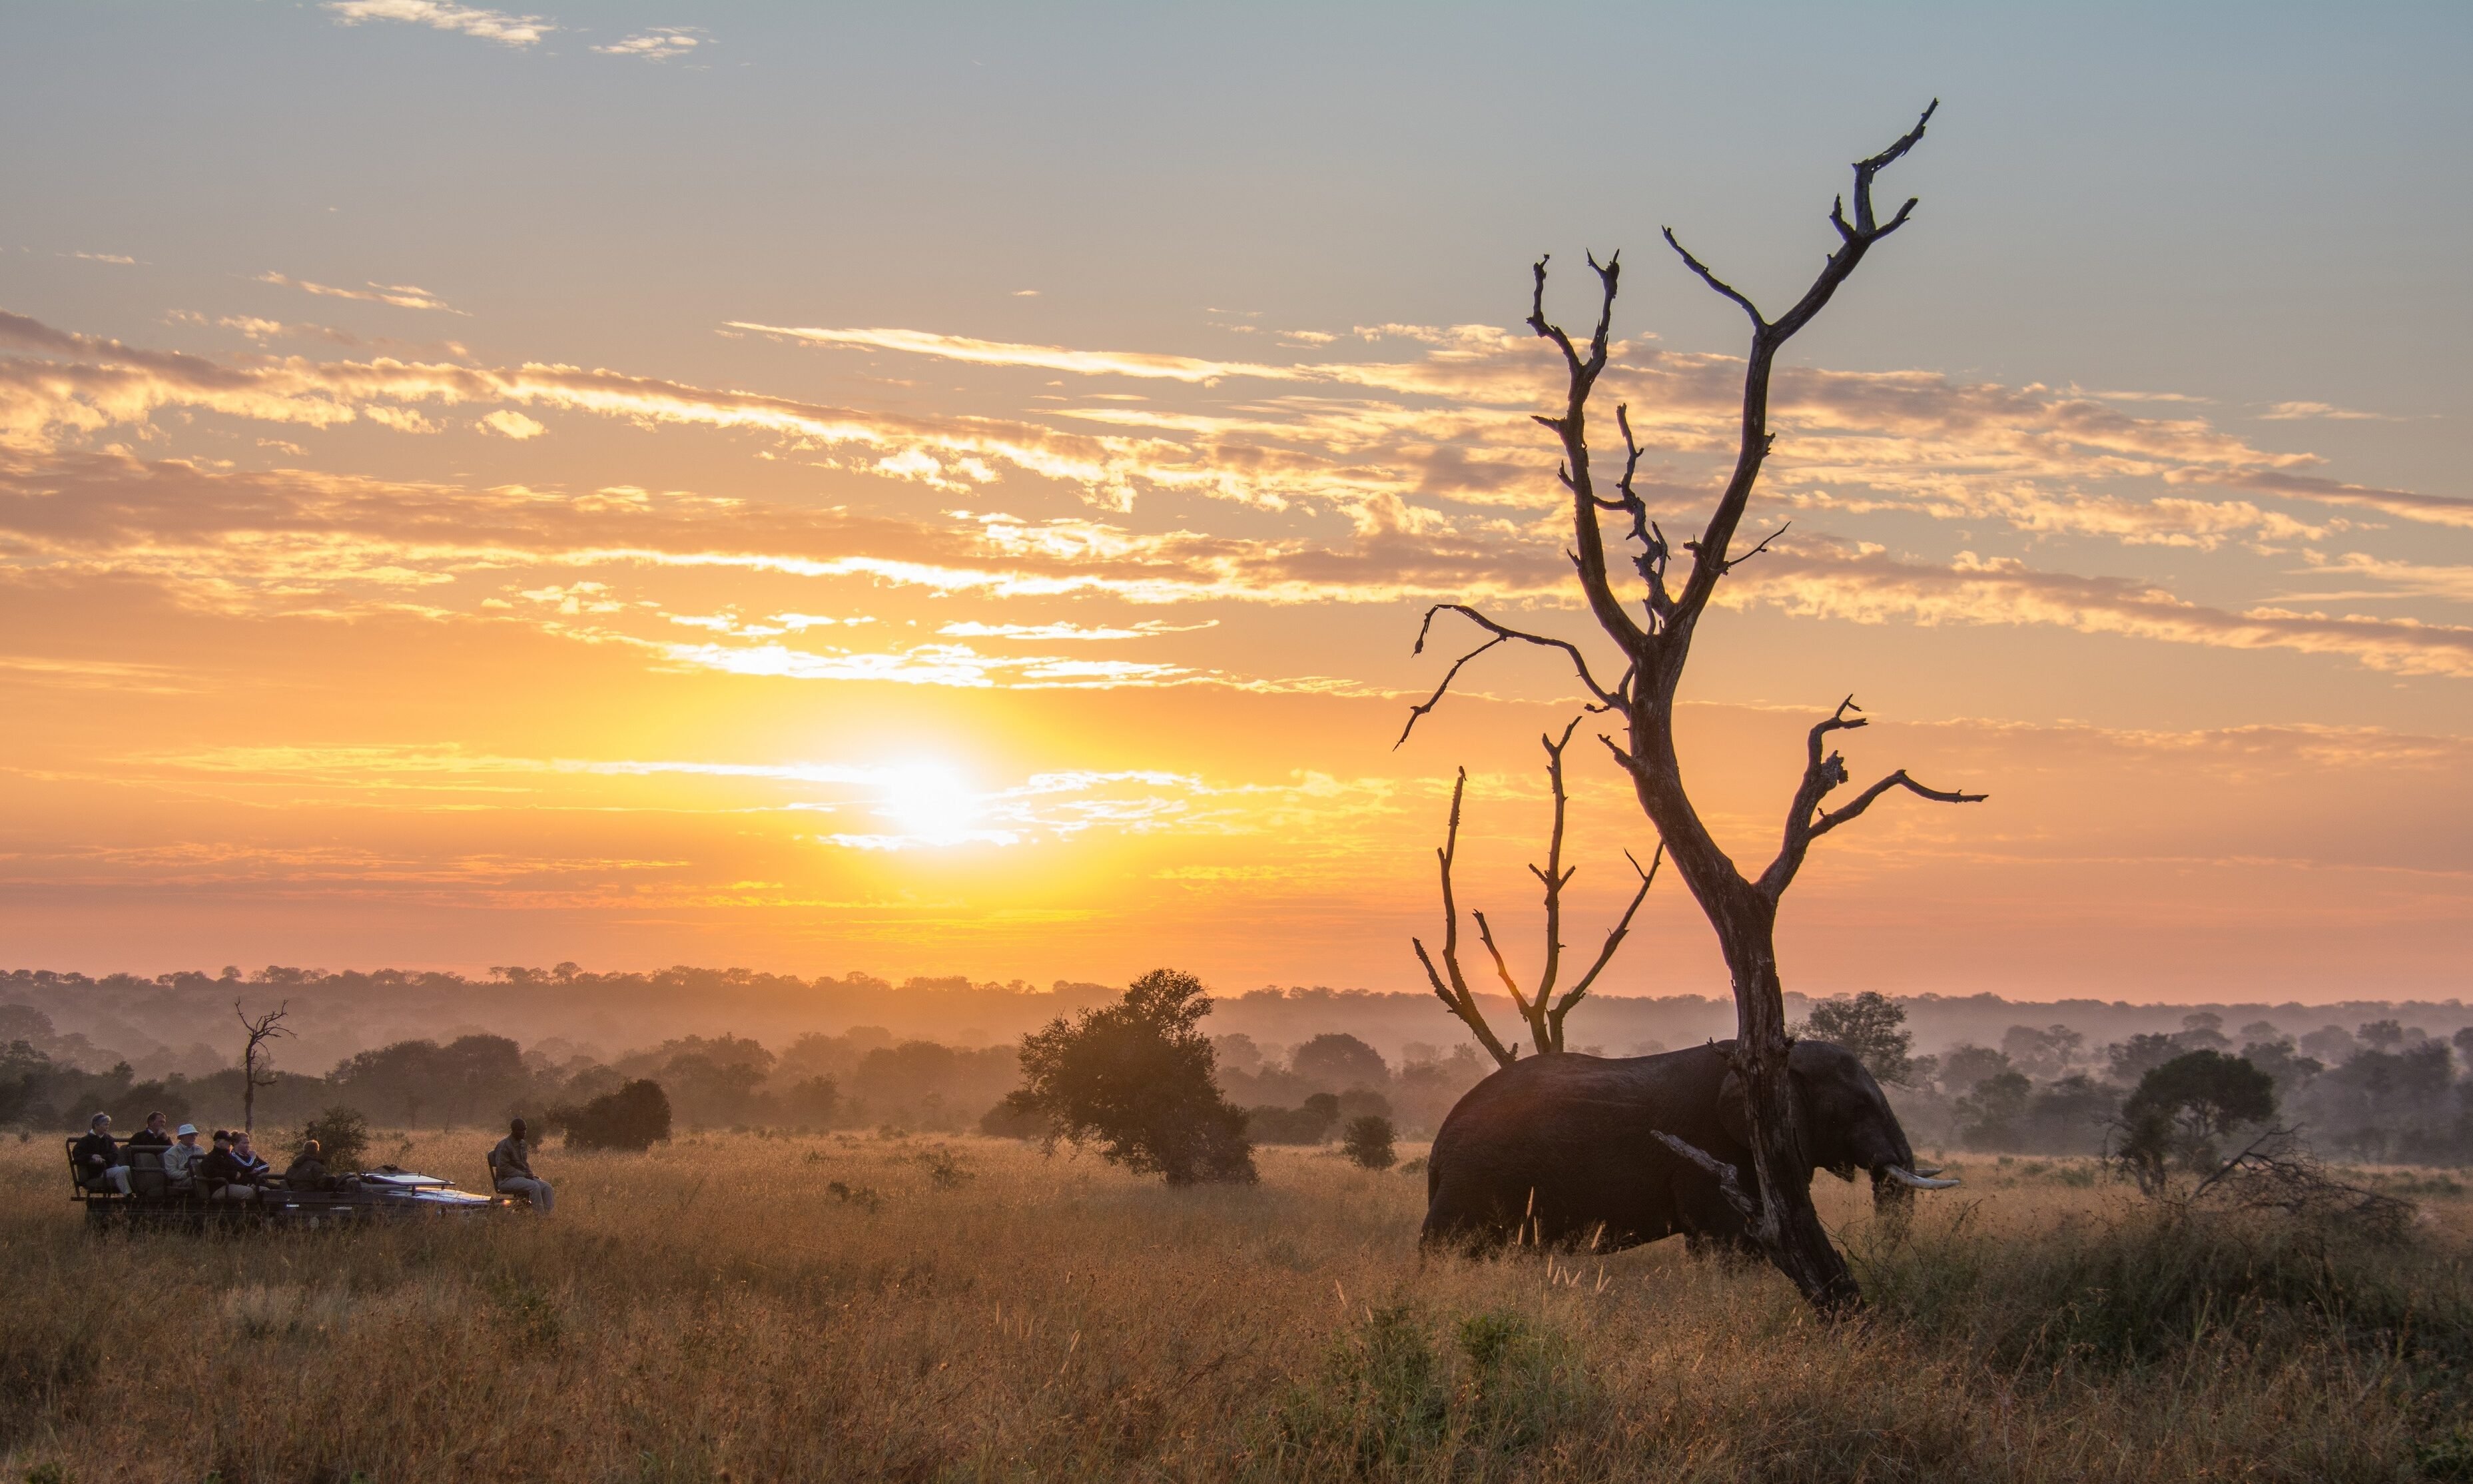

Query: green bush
<box><xmin>559</xmin><ymin>1079</ymin><xmax>672</xmax><ymax>1152</ymax></box>
<box><xmin>1002</xmin><ymin>968</ymin><xmax>1253</xmax><ymax>1185</ymax></box>
<box><xmin>1340</xmin><ymin>1114</ymin><xmax>1396</xmax><ymax>1170</ymax></box>
<box><xmin>290</xmin><ymin>1106</ymin><xmax>371</xmax><ymax>1170</ymax></box>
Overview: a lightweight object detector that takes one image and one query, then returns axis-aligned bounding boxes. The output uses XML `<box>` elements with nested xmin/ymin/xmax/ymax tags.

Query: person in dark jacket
<box><xmin>232</xmin><ymin>1130</ymin><xmax>272</xmax><ymax>1182</ymax></box>
<box><xmin>200</xmin><ymin>1130</ymin><xmax>260</xmax><ymax>1203</ymax></box>
<box><xmin>73</xmin><ymin>1113</ymin><xmax>130</xmax><ymax>1196</ymax></box>
<box><xmin>284</xmin><ymin>1138</ymin><xmax>330</xmax><ymax>1190</ymax></box>
<box><xmin>127</xmin><ymin>1112</ymin><xmax>173</xmax><ymax>1149</ymax></box>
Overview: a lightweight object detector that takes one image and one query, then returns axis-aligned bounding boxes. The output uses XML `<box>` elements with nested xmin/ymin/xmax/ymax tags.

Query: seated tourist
<box><xmin>127</xmin><ymin>1112</ymin><xmax>173</xmax><ymax>1149</ymax></box>
<box><xmin>72</xmin><ymin>1113</ymin><xmax>131</xmax><ymax>1196</ymax></box>
<box><xmin>284</xmin><ymin>1138</ymin><xmax>330</xmax><ymax>1190</ymax></box>
<box><xmin>232</xmin><ymin>1130</ymin><xmax>272</xmax><ymax>1182</ymax></box>
<box><xmin>163</xmin><ymin>1123</ymin><xmax>206</xmax><ymax>1190</ymax></box>
<box><xmin>489</xmin><ymin>1118</ymin><xmax>554</xmax><ymax>1212</ymax></box>
<box><xmin>200</xmin><ymin>1130</ymin><xmax>259</xmax><ymax>1202</ymax></box>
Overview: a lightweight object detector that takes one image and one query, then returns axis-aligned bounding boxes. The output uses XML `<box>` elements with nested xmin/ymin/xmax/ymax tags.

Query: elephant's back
<box><xmin>1430</xmin><ymin>1046</ymin><xmax>1730</xmax><ymax>1172</ymax></box>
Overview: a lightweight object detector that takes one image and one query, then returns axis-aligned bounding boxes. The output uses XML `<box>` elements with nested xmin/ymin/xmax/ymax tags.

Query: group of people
<box><xmin>73</xmin><ymin>1110</ymin><xmax>337</xmax><ymax>1202</ymax></box>
<box><xmin>72</xmin><ymin>1110</ymin><xmax>556</xmax><ymax>1213</ymax></box>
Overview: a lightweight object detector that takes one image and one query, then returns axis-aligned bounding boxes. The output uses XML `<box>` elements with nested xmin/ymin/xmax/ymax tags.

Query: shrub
<box><xmin>1794</xmin><ymin>990</ymin><xmax>1920</xmax><ymax>1086</ymax></box>
<box><xmin>1341</xmin><ymin>1114</ymin><xmax>1396</xmax><ymax>1170</ymax></box>
<box><xmin>559</xmin><ymin>1078</ymin><xmax>672</xmax><ymax>1152</ymax></box>
<box><xmin>1247</xmin><ymin>1100</ymin><xmax>1339</xmax><ymax>1145</ymax></box>
<box><xmin>290</xmin><ymin>1106</ymin><xmax>371</xmax><ymax>1170</ymax></box>
<box><xmin>1854</xmin><ymin>1196</ymin><xmax>2473</xmax><ymax>1374</ymax></box>
<box><xmin>2115</xmin><ymin>1050</ymin><xmax>2276</xmax><ymax>1190</ymax></box>
<box><xmin>1002</xmin><ymin>967</ymin><xmax>1254</xmax><ymax>1184</ymax></box>
<box><xmin>977</xmin><ymin>1096</ymin><xmax>1049</xmax><ymax>1140</ymax></box>
<box><xmin>1276</xmin><ymin>1303</ymin><xmax>1591</xmax><ymax>1471</ymax></box>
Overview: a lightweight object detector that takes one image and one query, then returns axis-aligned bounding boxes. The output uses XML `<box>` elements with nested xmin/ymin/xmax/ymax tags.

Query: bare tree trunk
<box><xmin>1399</xmin><ymin>103</ymin><xmax>1981</xmax><ymax>1313</ymax></box>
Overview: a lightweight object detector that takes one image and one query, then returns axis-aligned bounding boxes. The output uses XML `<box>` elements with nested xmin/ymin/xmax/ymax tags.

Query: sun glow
<box><xmin>873</xmin><ymin>763</ymin><xmax>981</xmax><ymax>844</ymax></box>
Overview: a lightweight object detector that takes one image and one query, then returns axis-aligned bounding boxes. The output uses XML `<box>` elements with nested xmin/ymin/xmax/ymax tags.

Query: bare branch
<box><xmin>1528</xmin><ymin>257</ymin><xmax>1649</xmax><ymax>655</ymax></box>
<box><xmin>1652</xmin><ymin>1131</ymin><xmax>1756</xmax><ymax>1220</ymax></box>
<box><xmin>1810</xmin><ymin>769</ymin><xmax>1987</xmax><ymax>839</ymax></box>
<box><xmin>1395</xmin><ymin>603</ymin><xmax>1618</xmax><ymax>749</ymax></box>
<box><xmin>1759</xmin><ymin>696</ymin><xmax>1984</xmax><ymax>899</ymax></box>
<box><xmin>1548</xmin><ymin>841</ymin><xmax>1663</xmax><ymax>1046</ymax></box>
<box><xmin>1662</xmin><ymin>106</ymin><xmax>1940</xmax><ymax>652</ymax></box>
<box><xmin>1471</xmin><ymin>911</ymin><xmax>1532</xmax><ymax>1018</ymax></box>
<box><xmin>1412</xmin><ymin>769</ymin><xmax>1520</xmax><ymax>1068</ymax></box>
<box><xmin>1724</xmin><ymin>522</ymin><xmax>1790</xmax><ymax>571</ymax></box>
<box><xmin>1851</xmin><ymin>99</ymin><xmax>1938</xmax><ymax>235</ymax></box>
<box><xmin>1661</xmin><ymin>228</ymin><xmax>1765</xmax><ymax>328</ymax></box>
<box><xmin>1527</xmin><ymin>255</ymin><xmax>1584</xmax><ymax>376</ymax></box>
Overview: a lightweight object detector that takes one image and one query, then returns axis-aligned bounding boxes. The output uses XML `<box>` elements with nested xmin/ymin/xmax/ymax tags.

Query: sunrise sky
<box><xmin>3</xmin><ymin>3</ymin><xmax>2468</xmax><ymax>1002</ymax></box>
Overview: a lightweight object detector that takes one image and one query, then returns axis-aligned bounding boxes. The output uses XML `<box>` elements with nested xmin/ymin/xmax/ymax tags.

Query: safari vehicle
<box><xmin>65</xmin><ymin>1137</ymin><xmax>522</xmax><ymax>1230</ymax></box>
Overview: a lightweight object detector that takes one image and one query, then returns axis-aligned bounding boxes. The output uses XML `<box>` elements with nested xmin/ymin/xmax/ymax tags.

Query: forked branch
<box><xmin>1411</xmin><ymin>722</ymin><xmax>1664</xmax><ymax>1062</ymax></box>
<box><xmin>1759</xmin><ymin>695</ymin><xmax>1985</xmax><ymax>899</ymax></box>
<box><xmin>1393</xmin><ymin>603</ymin><xmax>1620</xmax><ymax>749</ymax></box>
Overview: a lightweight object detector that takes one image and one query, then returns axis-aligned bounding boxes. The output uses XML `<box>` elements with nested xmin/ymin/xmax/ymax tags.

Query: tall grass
<box><xmin>3</xmin><ymin>1134</ymin><xmax>2468</xmax><ymax>1481</ymax></box>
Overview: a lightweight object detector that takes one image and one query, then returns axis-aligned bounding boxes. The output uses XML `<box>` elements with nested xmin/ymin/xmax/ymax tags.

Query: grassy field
<box><xmin>7</xmin><ymin>1132</ymin><xmax>2473</xmax><ymax>1482</ymax></box>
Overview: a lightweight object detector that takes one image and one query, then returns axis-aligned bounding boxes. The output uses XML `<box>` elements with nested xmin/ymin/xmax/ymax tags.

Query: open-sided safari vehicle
<box><xmin>66</xmin><ymin>1137</ymin><xmax>524</xmax><ymax>1230</ymax></box>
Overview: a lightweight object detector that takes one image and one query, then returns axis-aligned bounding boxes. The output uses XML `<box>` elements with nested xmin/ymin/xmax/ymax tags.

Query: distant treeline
<box><xmin>1878</xmin><ymin>1010</ymin><xmax>2473</xmax><ymax>1164</ymax></box>
<box><xmin>9</xmin><ymin>964</ymin><xmax>2470</xmax><ymax>1085</ymax></box>
<box><xmin>9</xmin><ymin>964</ymin><xmax>2473</xmax><ymax>1161</ymax></box>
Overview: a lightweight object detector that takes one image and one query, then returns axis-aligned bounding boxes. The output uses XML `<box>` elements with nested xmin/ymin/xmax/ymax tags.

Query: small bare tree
<box><xmin>1409</xmin><ymin>714</ymin><xmax>1662</xmax><ymax>1066</ymax></box>
<box><xmin>1399</xmin><ymin>103</ymin><xmax>1984</xmax><ymax>1311</ymax></box>
<box><xmin>234</xmin><ymin>999</ymin><xmax>293</xmax><ymax>1134</ymax></box>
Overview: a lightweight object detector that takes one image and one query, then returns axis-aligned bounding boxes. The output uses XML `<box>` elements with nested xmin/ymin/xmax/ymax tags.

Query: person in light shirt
<box><xmin>163</xmin><ymin>1123</ymin><xmax>206</xmax><ymax>1191</ymax></box>
<box><xmin>488</xmin><ymin>1118</ymin><xmax>553</xmax><ymax>1212</ymax></box>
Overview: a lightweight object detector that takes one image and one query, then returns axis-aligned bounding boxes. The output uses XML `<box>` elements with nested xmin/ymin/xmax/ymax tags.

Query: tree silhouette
<box><xmin>1004</xmin><ymin>968</ymin><xmax>1255</xmax><ymax>1185</ymax></box>
<box><xmin>233</xmin><ymin>999</ymin><xmax>292</xmax><ymax>1134</ymax></box>
<box><xmin>1398</xmin><ymin>103</ymin><xmax>1982</xmax><ymax>1311</ymax></box>
<box><xmin>1411</xmin><ymin>724</ymin><xmax>1662</xmax><ymax>1064</ymax></box>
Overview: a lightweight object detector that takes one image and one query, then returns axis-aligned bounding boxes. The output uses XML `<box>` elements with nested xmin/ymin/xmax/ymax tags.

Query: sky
<box><xmin>2</xmin><ymin>2</ymin><xmax>2468</xmax><ymax>1003</ymax></box>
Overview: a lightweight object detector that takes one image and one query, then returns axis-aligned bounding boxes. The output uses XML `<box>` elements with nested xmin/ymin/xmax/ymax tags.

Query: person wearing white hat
<box><xmin>163</xmin><ymin>1122</ymin><xmax>206</xmax><ymax>1192</ymax></box>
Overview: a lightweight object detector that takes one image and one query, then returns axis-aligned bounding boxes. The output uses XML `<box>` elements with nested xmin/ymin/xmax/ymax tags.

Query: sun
<box><xmin>874</xmin><ymin>763</ymin><xmax>981</xmax><ymax>843</ymax></box>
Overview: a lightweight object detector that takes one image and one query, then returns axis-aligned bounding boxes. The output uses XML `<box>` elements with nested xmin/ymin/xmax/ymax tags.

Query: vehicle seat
<box><xmin>127</xmin><ymin>1148</ymin><xmax>169</xmax><ymax>1198</ymax></box>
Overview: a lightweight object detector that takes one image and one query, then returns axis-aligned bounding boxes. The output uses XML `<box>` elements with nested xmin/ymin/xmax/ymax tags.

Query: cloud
<box><xmin>324</xmin><ymin>0</ymin><xmax>551</xmax><ymax>47</ymax></box>
<box><xmin>938</xmin><ymin>619</ymin><xmax>1217</xmax><ymax>641</ymax></box>
<box><xmin>257</xmin><ymin>272</ymin><xmax>464</xmax><ymax>314</ymax></box>
<box><xmin>480</xmin><ymin>409</ymin><xmax>545</xmax><ymax>440</ymax></box>
<box><xmin>591</xmin><ymin>27</ymin><xmax>706</xmax><ymax>60</ymax></box>
<box><xmin>1728</xmin><ymin>542</ymin><xmax>2473</xmax><ymax>679</ymax></box>
<box><xmin>2261</xmin><ymin>400</ymin><xmax>2398</xmax><ymax>422</ymax></box>
<box><xmin>69</xmin><ymin>252</ymin><xmax>136</xmax><ymax>266</ymax></box>
<box><xmin>2181</xmin><ymin>468</ymin><xmax>2473</xmax><ymax>531</ymax></box>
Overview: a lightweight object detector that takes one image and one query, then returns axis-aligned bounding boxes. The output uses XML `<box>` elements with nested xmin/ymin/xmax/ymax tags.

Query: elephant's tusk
<box><xmin>1909</xmin><ymin>1163</ymin><xmax>1944</xmax><ymax>1177</ymax></box>
<box><xmin>1882</xmin><ymin>1166</ymin><xmax>1959</xmax><ymax>1190</ymax></box>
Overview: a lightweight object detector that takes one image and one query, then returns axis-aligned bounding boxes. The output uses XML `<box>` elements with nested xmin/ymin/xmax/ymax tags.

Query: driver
<box><xmin>488</xmin><ymin>1118</ymin><xmax>554</xmax><ymax>1212</ymax></box>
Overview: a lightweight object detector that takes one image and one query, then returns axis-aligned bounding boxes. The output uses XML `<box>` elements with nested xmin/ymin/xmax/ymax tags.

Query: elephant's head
<box><xmin>1718</xmin><ymin>1039</ymin><xmax>1957</xmax><ymax>1200</ymax></box>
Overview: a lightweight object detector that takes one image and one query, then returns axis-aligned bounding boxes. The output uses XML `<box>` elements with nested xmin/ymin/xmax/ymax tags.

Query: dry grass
<box><xmin>5</xmin><ymin>1132</ymin><xmax>2473</xmax><ymax>1481</ymax></box>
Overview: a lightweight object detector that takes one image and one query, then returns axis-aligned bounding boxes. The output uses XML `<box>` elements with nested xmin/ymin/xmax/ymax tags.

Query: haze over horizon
<box><xmin>4</xmin><ymin>4</ymin><xmax>2468</xmax><ymax>1005</ymax></box>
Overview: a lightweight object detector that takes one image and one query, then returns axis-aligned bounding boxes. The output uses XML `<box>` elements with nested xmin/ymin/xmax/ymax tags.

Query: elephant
<box><xmin>1421</xmin><ymin>1039</ymin><xmax>1955</xmax><ymax>1255</ymax></box>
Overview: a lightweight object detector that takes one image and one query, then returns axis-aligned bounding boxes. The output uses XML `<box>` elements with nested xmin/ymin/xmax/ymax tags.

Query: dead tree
<box><xmin>234</xmin><ymin>999</ymin><xmax>292</xmax><ymax>1134</ymax></box>
<box><xmin>1411</xmin><ymin>715</ymin><xmax>1662</xmax><ymax>1065</ymax></box>
<box><xmin>1399</xmin><ymin>102</ymin><xmax>1984</xmax><ymax>1311</ymax></box>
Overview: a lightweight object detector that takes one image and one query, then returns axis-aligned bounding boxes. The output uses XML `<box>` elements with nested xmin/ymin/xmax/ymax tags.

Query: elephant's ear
<box><xmin>1718</xmin><ymin>1062</ymin><xmax>1818</xmax><ymax>1149</ymax></box>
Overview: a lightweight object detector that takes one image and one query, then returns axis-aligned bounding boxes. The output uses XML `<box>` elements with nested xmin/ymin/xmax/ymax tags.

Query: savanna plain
<box><xmin>9</xmin><ymin>1132</ymin><xmax>2473</xmax><ymax>1483</ymax></box>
